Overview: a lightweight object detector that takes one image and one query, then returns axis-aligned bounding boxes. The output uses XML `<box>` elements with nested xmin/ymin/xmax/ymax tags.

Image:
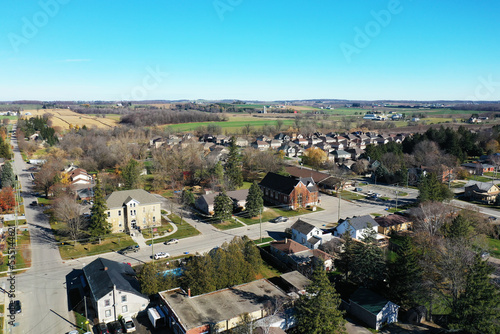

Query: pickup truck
<box><xmin>118</xmin><ymin>245</ymin><xmax>140</xmax><ymax>255</ymax></box>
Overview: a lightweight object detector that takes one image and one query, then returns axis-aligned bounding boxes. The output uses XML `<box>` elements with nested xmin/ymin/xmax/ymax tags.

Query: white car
<box><xmin>121</xmin><ymin>315</ymin><xmax>136</xmax><ymax>332</ymax></box>
<box><xmin>154</xmin><ymin>252</ymin><xmax>170</xmax><ymax>260</ymax></box>
<box><xmin>164</xmin><ymin>238</ymin><xmax>179</xmax><ymax>245</ymax></box>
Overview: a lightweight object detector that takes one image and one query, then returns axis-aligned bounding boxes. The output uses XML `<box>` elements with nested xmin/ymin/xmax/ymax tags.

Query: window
<box><xmin>119</xmin><ymin>221</ymin><xmax>122</xmax><ymax>227</ymax></box>
<box><xmin>143</xmin><ymin>218</ymin><xmax>146</xmax><ymax>224</ymax></box>
<box><xmin>104</xmin><ymin>299</ymin><xmax>110</xmax><ymax>307</ymax></box>
<box><xmin>105</xmin><ymin>309</ymin><xmax>111</xmax><ymax>318</ymax></box>
<box><xmin>122</xmin><ymin>305</ymin><xmax>128</xmax><ymax>313</ymax></box>
<box><xmin>133</xmin><ymin>203</ymin><xmax>136</xmax><ymax>207</ymax></box>
<box><xmin>153</xmin><ymin>216</ymin><xmax>156</xmax><ymax>223</ymax></box>
<box><xmin>130</xmin><ymin>210</ymin><xmax>133</xmax><ymax>216</ymax></box>
<box><xmin>107</xmin><ymin>212</ymin><xmax>110</xmax><ymax>218</ymax></box>
<box><xmin>118</xmin><ymin>210</ymin><xmax>121</xmax><ymax>216</ymax></box>
<box><xmin>134</xmin><ymin>210</ymin><xmax>136</xmax><ymax>215</ymax></box>
<box><xmin>121</xmin><ymin>295</ymin><xmax>127</xmax><ymax>303</ymax></box>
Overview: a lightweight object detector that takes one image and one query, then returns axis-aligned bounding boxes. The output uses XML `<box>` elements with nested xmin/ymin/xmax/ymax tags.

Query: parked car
<box><xmin>272</xmin><ymin>216</ymin><xmax>288</xmax><ymax>223</ymax></box>
<box><xmin>29</xmin><ymin>201</ymin><xmax>37</xmax><ymax>207</ymax></box>
<box><xmin>118</xmin><ymin>245</ymin><xmax>139</xmax><ymax>255</ymax></box>
<box><xmin>164</xmin><ymin>238</ymin><xmax>179</xmax><ymax>245</ymax></box>
<box><xmin>121</xmin><ymin>316</ymin><xmax>136</xmax><ymax>332</ymax></box>
<box><xmin>108</xmin><ymin>321</ymin><xmax>124</xmax><ymax>334</ymax></box>
<box><xmin>354</xmin><ymin>187</ymin><xmax>363</xmax><ymax>192</ymax></box>
<box><xmin>9</xmin><ymin>300</ymin><xmax>21</xmax><ymax>314</ymax></box>
<box><xmin>97</xmin><ymin>323</ymin><xmax>110</xmax><ymax>334</ymax></box>
<box><xmin>154</xmin><ymin>252</ymin><xmax>170</xmax><ymax>260</ymax></box>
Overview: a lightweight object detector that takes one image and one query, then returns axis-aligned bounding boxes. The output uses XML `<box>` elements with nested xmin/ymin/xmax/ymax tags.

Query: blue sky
<box><xmin>0</xmin><ymin>0</ymin><xmax>499</xmax><ymax>101</ymax></box>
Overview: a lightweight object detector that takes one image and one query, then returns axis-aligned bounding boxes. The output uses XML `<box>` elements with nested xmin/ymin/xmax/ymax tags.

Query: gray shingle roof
<box><xmin>83</xmin><ymin>258</ymin><xmax>145</xmax><ymax>301</ymax></box>
<box><xmin>291</xmin><ymin>219</ymin><xmax>317</xmax><ymax>235</ymax></box>
<box><xmin>345</xmin><ymin>215</ymin><xmax>379</xmax><ymax>230</ymax></box>
<box><xmin>105</xmin><ymin>189</ymin><xmax>161</xmax><ymax>209</ymax></box>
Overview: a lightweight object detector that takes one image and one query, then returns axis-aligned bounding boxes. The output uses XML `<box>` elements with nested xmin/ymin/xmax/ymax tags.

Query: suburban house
<box><xmin>252</xmin><ymin>140</ymin><xmax>271</xmax><ymax>151</ymax></box>
<box><xmin>270</xmin><ymin>239</ymin><xmax>335</xmax><ymax>274</ymax></box>
<box><xmin>83</xmin><ymin>258</ymin><xmax>149</xmax><ymax>324</ymax></box>
<box><xmin>290</xmin><ymin>219</ymin><xmax>332</xmax><ymax>249</ymax></box>
<box><xmin>464</xmin><ymin>181</ymin><xmax>500</xmax><ymax>204</ymax></box>
<box><xmin>159</xmin><ymin>279</ymin><xmax>290</xmax><ymax>334</ymax></box>
<box><xmin>68</xmin><ymin>168</ymin><xmax>93</xmax><ymax>185</ymax></box>
<box><xmin>335</xmin><ymin>215</ymin><xmax>379</xmax><ymax>241</ymax></box>
<box><xmin>374</xmin><ymin>214</ymin><xmax>413</xmax><ymax>235</ymax></box>
<box><xmin>331</xmin><ymin>150</ymin><xmax>351</xmax><ymax>162</ymax></box>
<box><xmin>105</xmin><ymin>189</ymin><xmax>162</xmax><ymax>233</ymax></box>
<box><xmin>347</xmin><ymin>288</ymin><xmax>400</xmax><ymax>330</ymax></box>
<box><xmin>279</xmin><ymin>271</ymin><xmax>311</xmax><ymax>296</ymax></box>
<box><xmin>259</xmin><ymin>172</ymin><xmax>319</xmax><ymax>210</ymax></box>
<box><xmin>461</xmin><ymin>162</ymin><xmax>495</xmax><ymax>175</ymax></box>
<box><xmin>194</xmin><ymin>189</ymin><xmax>249</xmax><ymax>215</ymax></box>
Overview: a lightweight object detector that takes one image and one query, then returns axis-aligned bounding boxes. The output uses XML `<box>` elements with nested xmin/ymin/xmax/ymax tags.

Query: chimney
<box><xmin>188</xmin><ymin>288</ymin><xmax>191</xmax><ymax>298</ymax></box>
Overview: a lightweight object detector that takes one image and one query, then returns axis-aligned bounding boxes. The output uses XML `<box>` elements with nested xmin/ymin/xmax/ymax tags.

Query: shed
<box><xmin>348</xmin><ymin>288</ymin><xmax>400</xmax><ymax>330</ymax></box>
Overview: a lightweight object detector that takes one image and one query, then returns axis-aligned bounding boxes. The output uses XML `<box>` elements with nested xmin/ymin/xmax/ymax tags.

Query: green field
<box><xmin>165</xmin><ymin>118</ymin><xmax>295</xmax><ymax>132</ymax></box>
<box><xmin>488</xmin><ymin>237</ymin><xmax>500</xmax><ymax>258</ymax></box>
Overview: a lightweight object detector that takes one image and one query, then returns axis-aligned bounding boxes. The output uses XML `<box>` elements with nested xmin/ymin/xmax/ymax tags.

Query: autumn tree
<box><xmin>53</xmin><ymin>193</ymin><xmax>82</xmax><ymax>241</ymax></box>
<box><xmin>245</xmin><ymin>182</ymin><xmax>263</xmax><ymax>218</ymax></box>
<box><xmin>302</xmin><ymin>147</ymin><xmax>327</xmax><ymax>170</ymax></box>
<box><xmin>34</xmin><ymin>159</ymin><xmax>64</xmax><ymax>198</ymax></box>
<box><xmin>0</xmin><ymin>187</ymin><xmax>15</xmax><ymax>212</ymax></box>
<box><xmin>295</xmin><ymin>266</ymin><xmax>346</xmax><ymax>334</ymax></box>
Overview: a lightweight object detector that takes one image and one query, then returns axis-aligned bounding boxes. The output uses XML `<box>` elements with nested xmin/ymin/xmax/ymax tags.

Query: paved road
<box><xmin>2</xmin><ymin>127</ymin><xmax>76</xmax><ymax>334</ymax></box>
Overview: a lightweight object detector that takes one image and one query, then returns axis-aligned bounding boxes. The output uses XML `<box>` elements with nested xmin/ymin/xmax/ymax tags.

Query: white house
<box><xmin>335</xmin><ymin>215</ymin><xmax>379</xmax><ymax>240</ymax></box>
<box><xmin>195</xmin><ymin>189</ymin><xmax>249</xmax><ymax>215</ymax></box>
<box><xmin>348</xmin><ymin>288</ymin><xmax>400</xmax><ymax>330</ymax></box>
<box><xmin>290</xmin><ymin>219</ymin><xmax>332</xmax><ymax>249</ymax></box>
<box><xmin>83</xmin><ymin>258</ymin><xmax>149</xmax><ymax>324</ymax></box>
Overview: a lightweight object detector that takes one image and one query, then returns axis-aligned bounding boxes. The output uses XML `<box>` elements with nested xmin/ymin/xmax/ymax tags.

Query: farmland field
<box><xmin>23</xmin><ymin>108</ymin><xmax>119</xmax><ymax>129</ymax></box>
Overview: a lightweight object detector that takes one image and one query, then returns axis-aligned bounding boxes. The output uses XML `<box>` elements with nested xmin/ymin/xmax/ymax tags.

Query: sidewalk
<box><xmin>130</xmin><ymin>214</ymin><xmax>180</xmax><ymax>247</ymax></box>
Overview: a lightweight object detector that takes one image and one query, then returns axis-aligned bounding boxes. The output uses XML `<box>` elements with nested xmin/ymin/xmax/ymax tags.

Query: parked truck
<box><xmin>147</xmin><ymin>306</ymin><xmax>167</xmax><ymax>328</ymax></box>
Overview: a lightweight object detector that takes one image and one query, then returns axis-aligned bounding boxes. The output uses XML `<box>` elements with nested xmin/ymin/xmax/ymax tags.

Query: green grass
<box><xmin>487</xmin><ymin>237</ymin><xmax>500</xmax><ymax>258</ymax></box>
<box><xmin>146</xmin><ymin>213</ymin><xmax>200</xmax><ymax>245</ymax></box>
<box><xmin>397</xmin><ymin>191</ymin><xmax>408</xmax><ymax>197</ymax></box>
<box><xmin>212</xmin><ymin>219</ymin><xmax>244</xmax><ymax>230</ymax></box>
<box><xmin>464</xmin><ymin>175</ymin><xmax>492</xmax><ymax>183</ymax></box>
<box><xmin>4</xmin><ymin>219</ymin><xmax>27</xmax><ymax>227</ymax></box>
<box><xmin>142</xmin><ymin>217</ymin><xmax>173</xmax><ymax>239</ymax></box>
<box><xmin>240</xmin><ymin>181</ymin><xmax>253</xmax><ymax>190</ymax></box>
<box><xmin>0</xmin><ymin>303</ymin><xmax>3</xmax><ymax>333</ymax></box>
<box><xmin>258</xmin><ymin>261</ymin><xmax>283</xmax><ymax>279</ymax></box>
<box><xmin>387</xmin><ymin>207</ymin><xmax>405</xmax><ymax>213</ymax></box>
<box><xmin>58</xmin><ymin>233</ymin><xmax>137</xmax><ymax>260</ymax></box>
<box><xmin>451</xmin><ymin>181</ymin><xmax>467</xmax><ymax>188</ymax></box>
<box><xmin>165</xmin><ymin>119</ymin><xmax>295</xmax><ymax>132</ymax></box>
<box><xmin>371</xmin><ymin>213</ymin><xmax>382</xmax><ymax>217</ymax></box>
<box><xmin>73</xmin><ymin>311</ymin><xmax>91</xmax><ymax>333</ymax></box>
<box><xmin>337</xmin><ymin>191</ymin><xmax>365</xmax><ymax>201</ymax></box>
<box><xmin>37</xmin><ymin>197</ymin><xmax>52</xmax><ymax>205</ymax></box>
<box><xmin>0</xmin><ymin>230</ymin><xmax>31</xmax><ymax>272</ymax></box>
<box><xmin>253</xmin><ymin>237</ymin><xmax>274</xmax><ymax>244</ymax></box>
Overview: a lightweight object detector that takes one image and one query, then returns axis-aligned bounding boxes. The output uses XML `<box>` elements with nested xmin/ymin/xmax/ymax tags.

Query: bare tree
<box><xmin>409</xmin><ymin>201</ymin><xmax>454</xmax><ymax>238</ymax></box>
<box><xmin>53</xmin><ymin>194</ymin><xmax>83</xmax><ymax>242</ymax></box>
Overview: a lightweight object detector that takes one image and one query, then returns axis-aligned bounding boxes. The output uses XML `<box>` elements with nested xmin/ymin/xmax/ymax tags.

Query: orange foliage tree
<box><xmin>0</xmin><ymin>187</ymin><xmax>16</xmax><ymax>213</ymax></box>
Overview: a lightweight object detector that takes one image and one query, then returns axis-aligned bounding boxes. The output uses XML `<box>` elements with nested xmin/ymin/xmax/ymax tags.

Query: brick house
<box><xmin>259</xmin><ymin>172</ymin><xmax>319</xmax><ymax>210</ymax></box>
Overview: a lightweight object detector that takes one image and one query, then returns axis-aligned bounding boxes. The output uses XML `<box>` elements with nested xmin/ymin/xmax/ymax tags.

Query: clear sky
<box><xmin>0</xmin><ymin>0</ymin><xmax>499</xmax><ymax>101</ymax></box>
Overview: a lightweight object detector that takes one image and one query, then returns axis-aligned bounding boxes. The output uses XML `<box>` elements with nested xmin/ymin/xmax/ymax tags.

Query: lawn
<box><xmin>464</xmin><ymin>175</ymin><xmax>492</xmax><ymax>183</ymax></box>
<box><xmin>165</xmin><ymin>118</ymin><xmax>295</xmax><ymax>132</ymax></box>
<box><xmin>59</xmin><ymin>233</ymin><xmax>137</xmax><ymax>260</ymax></box>
<box><xmin>212</xmin><ymin>219</ymin><xmax>244</xmax><ymax>230</ymax></box>
<box><xmin>0</xmin><ymin>229</ymin><xmax>31</xmax><ymax>273</ymax></box>
<box><xmin>74</xmin><ymin>311</ymin><xmax>91</xmax><ymax>333</ymax></box>
<box><xmin>451</xmin><ymin>181</ymin><xmax>467</xmax><ymax>188</ymax></box>
<box><xmin>146</xmin><ymin>213</ymin><xmax>200</xmax><ymax>245</ymax></box>
<box><xmin>336</xmin><ymin>191</ymin><xmax>365</xmax><ymax>201</ymax></box>
<box><xmin>253</xmin><ymin>237</ymin><xmax>274</xmax><ymax>244</ymax></box>
<box><xmin>0</xmin><ymin>303</ymin><xmax>3</xmax><ymax>333</ymax></box>
<box><xmin>240</xmin><ymin>181</ymin><xmax>253</xmax><ymax>190</ymax></box>
<box><xmin>142</xmin><ymin>217</ymin><xmax>173</xmax><ymax>239</ymax></box>
<box><xmin>238</xmin><ymin>206</ymin><xmax>322</xmax><ymax>225</ymax></box>
<box><xmin>487</xmin><ymin>237</ymin><xmax>500</xmax><ymax>258</ymax></box>
<box><xmin>4</xmin><ymin>219</ymin><xmax>27</xmax><ymax>227</ymax></box>
<box><xmin>257</xmin><ymin>261</ymin><xmax>283</xmax><ymax>279</ymax></box>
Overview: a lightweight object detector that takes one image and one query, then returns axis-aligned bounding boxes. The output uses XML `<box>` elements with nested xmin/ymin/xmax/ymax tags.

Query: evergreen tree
<box><xmin>295</xmin><ymin>267</ymin><xmax>346</xmax><ymax>334</ymax></box>
<box><xmin>350</xmin><ymin>225</ymin><xmax>386</xmax><ymax>288</ymax></box>
<box><xmin>213</xmin><ymin>191</ymin><xmax>233</xmax><ymax>222</ymax></box>
<box><xmin>388</xmin><ymin>237</ymin><xmax>423</xmax><ymax>309</ymax></box>
<box><xmin>0</xmin><ymin>136</ymin><xmax>11</xmax><ymax>159</ymax></box>
<box><xmin>121</xmin><ymin>158</ymin><xmax>142</xmax><ymax>190</ymax></box>
<box><xmin>444</xmin><ymin>214</ymin><xmax>473</xmax><ymax>242</ymax></box>
<box><xmin>224</xmin><ymin>136</ymin><xmax>243</xmax><ymax>190</ymax></box>
<box><xmin>449</xmin><ymin>255</ymin><xmax>500</xmax><ymax>333</ymax></box>
<box><xmin>336</xmin><ymin>231</ymin><xmax>356</xmax><ymax>281</ymax></box>
<box><xmin>245</xmin><ymin>182</ymin><xmax>263</xmax><ymax>218</ymax></box>
<box><xmin>183</xmin><ymin>255</ymin><xmax>216</xmax><ymax>296</ymax></box>
<box><xmin>0</xmin><ymin>161</ymin><xmax>15</xmax><ymax>188</ymax></box>
<box><xmin>89</xmin><ymin>177</ymin><xmax>110</xmax><ymax>237</ymax></box>
<box><xmin>418</xmin><ymin>172</ymin><xmax>453</xmax><ymax>202</ymax></box>
<box><xmin>181</xmin><ymin>189</ymin><xmax>195</xmax><ymax>207</ymax></box>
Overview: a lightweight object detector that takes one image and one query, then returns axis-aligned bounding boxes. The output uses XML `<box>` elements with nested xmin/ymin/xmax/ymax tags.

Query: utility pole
<box><xmin>259</xmin><ymin>207</ymin><xmax>262</xmax><ymax>243</ymax></box>
<box><xmin>151</xmin><ymin>225</ymin><xmax>154</xmax><ymax>262</ymax></box>
<box><xmin>395</xmin><ymin>186</ymin><xmax>399</xmax><ymax>211</ymax></box>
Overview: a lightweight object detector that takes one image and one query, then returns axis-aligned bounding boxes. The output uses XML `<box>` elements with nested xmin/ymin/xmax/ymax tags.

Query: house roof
<box><xmin>270</xmin><ymin>239</ymin><xmax>309</xmax><ymax>254</ymax></box>
<box><xmin>280</xmin><ymin>271</ymin><xmax>311</xmax><ymax>293</ymax></box>
<box><xmin>198</xmin><ymin>189</ymin><xmax>250</xmax><ymax>206</ymax></box>
<box><xmin>259</xmin><ymin>172</ymin><xmax>306</xmax><ymax>195</ymax></box>
<box><xmin>374</xmin><ymin>214</ymin><xmax>412</xmax><ymax>228</ymax></box>
<box><xmin>159</xmin><ymin>279</ymin><xmax>288</xmax><ymax>331</ymax></box>
<box><xmin>291</xmin><ymin>219</ymin><xmax>317</xmax><ymax>236</ymax></box>
<box><xmin>83</xmin><ymin>258</ymin><xmax>145</xmax><ymax>301</ymax></box>
<box><xmin>284</xmin><ymin>166</ymin><xmax>330</xmax><ymax>183</ymax></box>
<box><xmin>105</xmin><ymin>189</ymin><xmax>161</xmax><ymax>209</ymax></box>
<box><xmin>350</xmin><ymin>288</ymin><xmax>396</xmax><ymax>315</ymax></box>
<box><xmin>343</xmin><ymin>215</ymin><xmax>379</xmax><ymax>230</ymax></box>
<box><xmin>464</xmin><ymin>180</ymin><xmax>499</xmax><ymax>192</ymax></box>
<box><xmin>307</xmin><ymin>236</ymin><xmax>321</xmax><ymax>245</ymax></box>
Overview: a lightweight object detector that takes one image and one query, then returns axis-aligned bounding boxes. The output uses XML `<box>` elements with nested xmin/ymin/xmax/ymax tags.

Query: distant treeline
<box><xmin>71</xmin><ymin>106</ymin><xmax>132</xmax><ymax>115</ymax></box>
<box><xmin>120</xmin><ymin>109</ymin><xmax>225</xmax><ymax>127</ymax></box>
<box><xmin>451</xmin><ymin>103</ymin><xmax>500</xmax><ymax>112</ymax></box>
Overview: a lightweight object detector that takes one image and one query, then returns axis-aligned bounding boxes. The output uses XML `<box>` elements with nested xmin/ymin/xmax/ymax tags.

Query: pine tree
<box><xmin>350</xmin><ymin>225</ymin><xmax>386</xmax><ymax>288</ymax></box>
<box><xmin>224</xmin><ymin>136</ymin><xmax>243</xmax><ymax>190</ymax></box>
<box><xmin>449</xmin><ymin>255</ymin><xmax>500</xmax><ymax>333</ymax></box>
<box><xmin>121</xmin><ymin>158</ymin><xmax>142</xmax><ymax>190</ymax></box>
<box><xmin>213</xmin><ymin>191</ymin><xmax>233</xmax><ymax>222</ymax></box>
<box><xmin>295</xmin><ymin>267</ymin><xmax>346</xmax><ymax>334</ymax></box>
<box><xmin>388</xmin><ymin>237</ymin><xmax>423</xmax><ymax>309</ymax></box>
<box><xmin>418</xmin><ymin>172</ymin><xmax>453</xmax><ymax>202</ymax></box>
<box><xmin>181</xmin><ymin>189</ymin><xmax>195</xmax><ymax>207</ymax></box>
<box><xmin>0</xmin><ymin>161</ymin><xmax>15</xmax><ymax>188</ymax></box>
<box><xmin>444</xmin><ymin>214</ymin><xmax>473</xmax><ymax>241</ymax></box>
<box><xmin>89</xmin><ymin>177</ymin><xmax>110</xmax><ymax>237</ymax></box>
<box><xmin>245</xmin><ymin>182</ymin><xmax>263</xmax><ymax>218</ymax></box>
